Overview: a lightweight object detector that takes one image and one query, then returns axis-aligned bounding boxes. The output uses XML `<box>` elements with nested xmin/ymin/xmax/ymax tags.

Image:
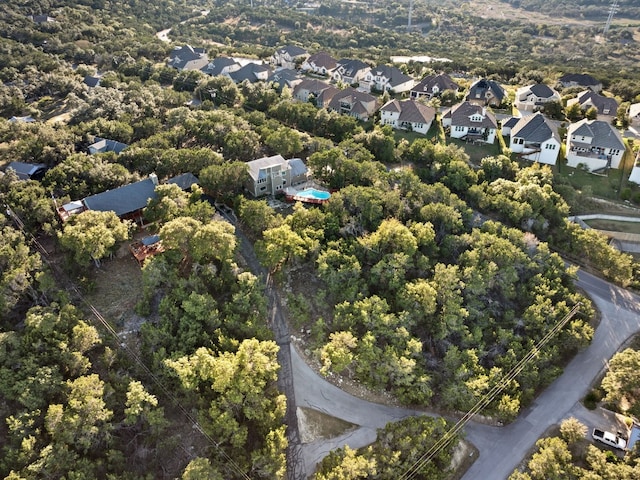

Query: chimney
<box><xmin>149</xmin><ymin>173</ymin><xmax>159</xmax><ymax>186</ymax></box>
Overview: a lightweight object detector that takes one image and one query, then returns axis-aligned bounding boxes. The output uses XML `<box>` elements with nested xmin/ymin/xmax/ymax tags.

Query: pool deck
<box><xmin>284</xmin><ymin>186</ymin><xmax>331</xmax><ymax>204</ymax></box>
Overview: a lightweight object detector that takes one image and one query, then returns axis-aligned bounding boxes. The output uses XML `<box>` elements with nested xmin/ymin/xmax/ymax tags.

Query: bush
<box><xmin>621</xmin><ymin>187</ymin><xmax>632</xmax><ymax>201</ymax></box>
<box><xmin>584</xmin><ymin>388</ymin><xmax>603</xmax><ymax>410</ymax></box>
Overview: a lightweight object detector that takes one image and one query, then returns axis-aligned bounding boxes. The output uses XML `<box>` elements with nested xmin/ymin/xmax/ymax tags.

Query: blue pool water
<box><xmin>295</xmin><ymin>188</ymin><xmax>330</xmax><ymax>200</ymax></box>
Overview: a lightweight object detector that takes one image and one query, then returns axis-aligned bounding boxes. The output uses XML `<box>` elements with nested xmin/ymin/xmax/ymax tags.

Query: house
<box><xmin>8</xmin><ymin>116</ymin><xmax>36</xmax><ymax>123</ymax></box>
<box><xmin>567</xmin><ymin>91</ymin><xmax>619</xmax><ymax>120</ymax></box>
<box><xmin>5</xmin><ymin>162</ymin><xmax>48</xmax><ymax>181</ymax></box>
<box><xmin>410</xmin><ymin>73</ymin><xmax>460</xmax><ymax>100</ymax></box>
<box><xmin>301</xmin><ymin>52</ymin><xmax>337</xmax><ymax>75</ymax></box>
<box><xmin>246</xmin><ymin>155</ymin><xmax>308</xmax><ymax>197</ymax></box>
<box><xmin>83</xmin><ymin>75</ymin><xmax>102</xmax><ymax>88</ymax></box>
<box><xmin>271</xmin><ymin>45</ymin><xmax>308</xmax><ymax>69</ymax></box>
<box><xmin>293</xmin><ymin>78</ymin><xmax>332</xmax><ymax>103</ymax></box>
<box><xmin>629</xmin><ymin>153</ymin><xmax>640</xmax><ymax>185</ymax></box>
<box><xmin>228</xmin><ymin>63</ymin><xmax>271</xmax><ymax>84</ymax></box>
<box><xmin>500</xmin><ymin>116</ymin><xmax>521</xmax><ymax>136</ymax></box>
<box><xmin>268</xmin><ymin>68</ymin><xmax>303</xmax><ymax>91</ymax></box>
<box><xmin>200</xmin><ymin>56</ymin><xmax>240</xmax><ymax>77</ymax></box>
<box><xmin>442</xmin><ymin>101</ymin><xmax>497</xmax><ymax>144</ymax></box>
<box><xmin>327</xmin><ymin>87</ymin><xmax>379</xmax><ymax>121</ymax></box>
<box><xmin>362</xmin><ymin>65</ymin><xmax>414</xmax><ymax>94</ymax></box>
<box><xmin>81</xmin><ymin>175</ymin><xmax>159</xmax><ymax>222</ymax></box>
<box><xmin>168</xmin><ymin>45</ymin><xmax>209</xmax><ymax>71</ymax></box>
<box><xmin>629</xmin><ymin>103</ymin><xmax>640</xmax><ymax>128</ymax></box>
<box><xmin>466</xmin><ymin>78</ymin><xmax>506</xmax><ymax>107</ymax></box>
<box><xmin>88</xmin><ymin>137</ymin><xmax>129</xmax><ymax>155</ymax></box>
<box><xmin>558</xmin><ymin>73</ymin><xmax>602</xmax><ymax>93</ymax></box>
<box><xmin>28</xmin><ymin>14</ymin><xmax>55</xmax><ymax>23</ymax></box>
<box><xmin>566</xmin><ymin>119</ymin><xmax>626</xmax><ymax>171</ymax></box>
<box><xmin>331</xmin><ymin>59</ymin><xmax>371</xmax><ymax>85</ymax></box>
<box><xmin>508</xmin><ymin>113</ymin><xmax>561</xmax><ymax>165</ymax></box>
<box><xmin>167</xmin><ymin>172</ymin><xmax>199</xmax><ymax>191</ymax></box>
<box><xmin>379</xmin><ymin>99</ymin><xmax>436</xmax><ymax>135</ymax></box>
<box><xmin>514</xmin><ymin>84</ymin><xmax>561</xmax><ymax>112</ymax></box>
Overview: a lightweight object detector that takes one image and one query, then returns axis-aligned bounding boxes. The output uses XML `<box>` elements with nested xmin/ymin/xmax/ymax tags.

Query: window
<box><xmin>260</xmin><ymin>186</ymin><xmax>266</xmax><ymax>191</ymax></box>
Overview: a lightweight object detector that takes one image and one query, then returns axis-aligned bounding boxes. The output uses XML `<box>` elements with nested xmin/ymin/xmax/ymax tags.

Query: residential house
<box><xmin>629</xmin><ymin>153</ymin><xmax>640</xmax><ymax>184</ymax></box>
<box><xmin>514</xmin><ymin>84</ymin><xmax>561</xmax><ymax>112</ymax></box>
<box><xmin>83</xmin><ymin>75</ymin><xmax>102</xmax><ymax>88</ymax></box>
<box><xmin>466</xmin><ymin>78</ymin><xmax>506</xmax><ymax>107</ymax></box>
<box><xmin>168</xmin><ymin>45</ymin><xmax>209</xmax><ymax>71</ymax></box>
<box><xmin>362</xmin><ymin>65</ymin><xmax>414</xmax><ymax>94</ymax></box>
<box><xmin>268</xmin><ymin>68</ymin><xmax>303</xmax><ymax>91</ymax></box>
<box><xmin>292</xmin><ymin>78</ymin><xmax>338</xmax><ymax>106</ymax></box>
<box><xmin>558</xmin><ymin>73</ymin><xmax>602</xmax><ymax>93</ymax></box>
<box><xmin>379</xmin><ymin>99</ymin><xmax>435</xmax><ymax>135</ymax></box>
<box><xmin>567</xmin><ymin>91</ymin><xmax>618</xmax><ymax>121</ymax></box>
<box><xmin>500</xmin><ymin>116</ymin><xmax>521</xmax><ymax>136</ymax></box>
<box><xmin>508</xmin><ymin>113</ymin><xmax>561</xmax><ymax>165</ymax></box>
<box><xmin>566</xmin><ymin>118</ymin><xmax>626</xmax><ymax>171</ymax></box>
<box><xmin>246</xmin><ymin>155</ymin><xmax>308</xmax><ymax>197</ymax></box>
<box><xmin>327</xmin><ymin>87</ymin><xmax>379</xmax><ymax>121</ymax></box>
<box><xmin>167</xmin><ymin>172</ymin><xmax>199</xmax><ymax>191</ymax></box>
<box><xmin>28</xmin><ymin>14</ymin><xmax>55</xmax><ymax>23</ymax></box>
<box><xmin>301</xmin><ymin>52</ymin><xmax>337</xmax><ymax>76</ymax></box>
<box><xmin>8</xmin><ymin>116</ymin><xmax>36</xmax><ymax>123</ymax></box>
<box><xmin>88</xmin><ymin>137</ymin><xmax>129</xmax><ymax>155</ymax></box>
<box><xmin>410</xmin><ymin>73</ymin><xmax>460</xmax><ymax>100</ymax></box>
<box><xmin>5</xmin><ymin>162</ymin><xmax>48</xmax><ymax>181</ymax></box>
<box><xmin>271</xmin><ymin>45</ymin><xmax>308</xmax><ymax>69</ymax></box>
<box><xmin>630</xmin><ymin>103</ymin><xmax>640</xmax><ymax>128</ymax></box>
<box><xmin>200</xmin><ymin>56</ymin><xmax>240</xmax><ymax>77</ymax></box>
<box><xmin>331</xmin><ymin>59</ymin><xmax>371</xmax><ymax>85</ymax></box>
<box><xmin>442</xmin><ymin>101</ymin><xmax>497</xmax><ymax>144</ymax></box>
<box><xmin>229</xmin><ymin>62</ymin><xmax>271</xmax><ymax>84</ymax></box>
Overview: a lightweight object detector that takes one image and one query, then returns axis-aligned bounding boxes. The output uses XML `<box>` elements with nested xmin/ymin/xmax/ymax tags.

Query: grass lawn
<box><xmin>584</xmin><ymin>219</ymin><xmax>640</xmax><ymax>234</ymax></box>
<box><xmin>447</xmin><ymin>138</ymin><xmax>502</xmax><ymax>164</ymax></box>
<box><xmin>555</xmin><ymin>166</ymin><xmax>625</xmax><ymax>200</ymax></box>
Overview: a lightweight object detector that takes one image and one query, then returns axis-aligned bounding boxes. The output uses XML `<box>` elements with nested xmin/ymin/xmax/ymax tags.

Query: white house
<box><xmin>270</xmin><ymin>45</ymin><xmax>308</xmax><ymax>69</ymax></box>
<box><xmin>168</xmin><ymin>45</ymin><xmax>209</xmax><ymax>71</ymax></box>
<box><xmin>362</xmin><ymin>65</ymin><xmax>414</xmax><ymax>94</ymax></box>
<box><xmin>629</xmin><ymin>153</ymin><xmax>640</xmax><ymax>185</ymax></box>
<box><xmin>514</xmin><ymin>84</ymin><xmax>561</xmax><ymax>112</ymax></box>
<box><xmin>558</xmin><ymin>73</ymin><xmax>602</xmax><ymax>93</ymax></box>
<box><xmin>566</xmin><ymin>91</ymin><xmax>618</xmax><ymax>121</ymax></box>
<box><xmin>442</xmin><ymin>101</ymin><xmax>497</xmax><ymax>144</ymax></box>
<box><xmin>245</xmin><ymin>155</ymin><xmax>308</xmax><ymax>197</ymax></box>
<box><xmin>300</xmin><ymin>52</ymin><xmax>337</xmax><ymax>76</ymax></box>
<box><xmin>331</xmin><ymin>59</ymin><xmax>370</xmax><ymax>85</ymax></box>
<box><xmin>379</xmin><ymin>99</ymin><xmax>436</xmax><ymax>135</ymax></box>
<box><xmin>410</xmin><ymin>73</ymin><xmax>460</xmax><ymax>100</ymax></box>
<box><xmin>509</xmin><ymin>113</ymin><xmax>561</xmax><ymax>165</ymax></box>
<box><xmin>566</xmin><ymin>119</ymin><xmax>626</xmax><ymax>172</ymax></box>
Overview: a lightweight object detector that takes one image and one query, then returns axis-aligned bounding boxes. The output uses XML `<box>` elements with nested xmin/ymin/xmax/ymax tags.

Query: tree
<box><xmin>585</xmin><ymin>106</ymin><xmax>598</xmax><ymax>120</ymax></box>
<box><xmin>58</xmin><ymin>210</ymin><xmax>131</xmax><ymax>267</ymax></box>
<box><xmin>565</xmin><ymin>102</ymin><xmax>583</xmax><ymax>122</ymax></box>
<box><xmin>560</xmin><ymin>417</ymin><xmax>587</xmax><ymax>446</ymax></box>
<box><xmin>199</xmin><ymin>161</ymin><xmax>249</xmax><ymax>202</ymax></box>
<box><xmin>601</xmin><ymin>348</ymin><xmax>640</xmax><ymax>415</ymax></box>
<box><xmin>265</xmin><ymin>126</ymin><xmax>304</xmax><ymax>157</ymax></box>
<box><xmin>256</xmin><ymin>223</ymin><xmax>316</xmax><ymax>273</ymax></box>
<box><xmin>526</xmin><ymin>437</ymin><xmax>574</xmax><ymax>480</ymax></box>
<box><xmin>319</xmin><ymin>331</ymin><xmax>358</xmax><ymax>376</ymax></box>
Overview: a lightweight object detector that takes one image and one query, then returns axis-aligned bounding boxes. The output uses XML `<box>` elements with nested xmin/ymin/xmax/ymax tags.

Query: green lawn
<box><xmin>555</xmin><ymin>166</ymin><xmax>625</xmax><ymax>200</ymax></box>
<box><xmin>446</xmin><ymin>138</ymin><xmax>502</xmax><ymax>164</ymax></box>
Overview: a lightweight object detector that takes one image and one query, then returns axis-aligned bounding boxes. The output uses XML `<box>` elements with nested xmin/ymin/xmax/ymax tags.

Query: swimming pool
<box><xmin>294</xmin><ymin>188</ymin><xmax>331</xmax><ymax>200</ymax></box>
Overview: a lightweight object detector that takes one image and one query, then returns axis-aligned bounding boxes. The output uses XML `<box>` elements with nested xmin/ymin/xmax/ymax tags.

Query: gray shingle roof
<box><xmin>229</xmin><ymin>63</ymin><xmax>271</xmax><ymax>83</ymax></box>
<box><xmin>411</xmin><ymin>73</ymin><xmax>459</xmax><ymax>95</ymax></box>
<box><xmin>83</xmin><ymin>177</ymin><xmax>158</xmax><ymax>217</ymax></box>
<box><xmin>529</xmin><ymin>84</ymin><xmax>556</xmax><ymax>98</ymax></box>
<box><xmin>335</xmin><ymin>59</ymin><xmax>370</xmax><ymax>78</ymax></box>
<box><xmin>369</xmin><ymin>65</ymin><xmax>413</xmax><ymax>88</ymax></box>
<box><xmin>288</xmin><ymin>158</ymin><xmax>308</xmax><ymax>177</ymax></box>
<box><xmin>89</xmin><ymin>137</ymin><xmax>129</xmax><ymax>155</ymax></box>
<box><xmin>559</xmin><ymin>73</ymin><xmax>600</xmax><ymax>87</ymax></box>
<box><xmin>502</xmin><ymin>116</ymin><xmax>520</xmax><ymax>129</ymax></box>
<box><xmin>511</xmin><ymin>113</ymin><xmax>558</xmax><ymax>143</ymax></box>
<box><xmin>6</xmin><ymin>162</ymin><xmax>48</xmax><ymax>180</ymax></box>
<box><xmin>276</xmin><ymin>45</ymin><xmax>307</xmax><ymax>57</ymax></box>
<box><xmin>247</xmin><ymin>155</ymin><xmax>287</xmax><ymax>182</ymax></box>
<box><xmin>569</xmin><ymin>119</ymin><xmax>625</xmax><ymax>150</ymax></box>
<box><xmin>167</xmin><ymin>173</ymin><xmax>199</xmax><ymax>191</ymax></box>
<box><xmin>305</xmin><ymin>52</ymin><xmax>337</xmax><ymax>70</ymax></box>
<box><xmin>168</xmin><ymin>45</ymin><xmax>208</xmax><ymax>71</ymax></box>
<box><xmin>446</xmin><ymin>101</ymin><xmax>497</xmax><ymax>129</ymax></box>
<box><xmin>575</xmin><ymin>91</ymin><xmax>618</xmax><ymax>115</ymax></box>
<box><xmin>383</xmin><ymin>99</ymin><xmax>435</xmax><ymax>124</ymax></box>
<box><xmin>467</xmin><ymin>78</ymin><xmax>506</xmax><ymax>103</ymax></box>
<box><xmin>201</xmin><ymin>56</ymin><xmax>238</xmax><ymax>76</ymax></box>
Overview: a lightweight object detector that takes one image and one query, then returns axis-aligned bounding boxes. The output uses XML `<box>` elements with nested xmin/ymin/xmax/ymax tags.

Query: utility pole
<box><xmin>603</xmin><ymin>0</ymin><xmax>619</xmax><ymax>38</ymax></box>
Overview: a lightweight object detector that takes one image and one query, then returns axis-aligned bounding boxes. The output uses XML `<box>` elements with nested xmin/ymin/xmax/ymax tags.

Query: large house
<box><xmin>327</xmin><ymin>87</ymin><xmax>378</xmax><ymax>121</ymax></box>
<box><xmin>268</xmin><ymin>69</ymin><xmax>303</xmax><ymax>91</ymax></box>
<box><xmin>271</xmin><ymin>45</ymin><xmax>308</xmax><ymax>69</ymax></box>
<box><xmin>566</xmin><ymin>119</ymin><xmax>626</xmax><ymax>171</ymax></box>
<box><xmin>88</xmin><ymin>137</ymin><xmax>129</xmax><ymax>155</ymax></box>
<box><xmin>379</xmin><ymin>99</ymin><xmax>435</xmax><ymax>135</ymax></box>
<box><xmin>5</xmin><ymin>162</ymin><xmax>48</xmax><ymax>181</ymax></box>
<box><xmin>410</xmin><ymin>73</ymin><xmax>460</xmax><ymax>100</ymax></box>
<box><xmin>629</xmin><ymin>153</ymin><xmax>640</xmax><ymax>184</ymax></box>
<box><xmin>466</xmin><ymin>78</ymin><xmax>506</xmax><ymax>107</ymax></box>
<box><xmin>200</xmin><ymin>56</ymin><xmax>241</xmax><ymax>77</ymax></box>
<box><xmin>362</xmin><ymin>65</ymin><xmax>414</xmax><ymax>94</ymax></box>
<box><xmin>292</xmin><ymin>78</ymin><xmax>339</xmax><ymax>107</ymax></box>
<box><xmin>246</xmin><ymin>155</ymin><xmax>308</xmax><ymax>197</ymax></box>
<box><xmin>301</xmin><ymin>52</ymin><xmax>337</xmax><ymax>76</ymax></box>
<box><xmin>567</xmin><ymin>91</ymin><xmax>618</xmax><ymax>120</ymax></box>
<box><xmin>514</xmin><ymin>84</ymin><xmax>561</xmax><ymax>112</ymax></box>
<box><xmin>508</xmin><ymin>113</ymin><xmax>561</xmax><ymax>165</ymax></box>
<box><xmin>442</xmin><ymin>101</ymin><xmax>497</xmax><ymax>144</ymax></box>
<box><xmin>168</xmin><ymin>45</ymin><xmax>209</xmax><ymax>71</ymax></box>
<box><xmin>228</xmin><ymin>63</ymin><xmax>271</xmax><ymax>84</ymax></box>
<box><xmin>332</xmin><ymin>59</ymin><xmax>371</xmax><ymax>85</ymax></box>
<box><xmin>558</xmin><ymin>73</ymin><xmax>602</xmax><ymax>93</ymax></box>
<box><xmin>630</xmin><ymin>103</ymin><xmax>640</xmax><ymax>128</ymax></box>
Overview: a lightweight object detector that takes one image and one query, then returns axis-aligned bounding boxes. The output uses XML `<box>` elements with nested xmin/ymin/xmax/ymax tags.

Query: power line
<box><xmin>398</xmin><ymin>302</ymin><xmax>582</xmax><ymax>480</ymax></box>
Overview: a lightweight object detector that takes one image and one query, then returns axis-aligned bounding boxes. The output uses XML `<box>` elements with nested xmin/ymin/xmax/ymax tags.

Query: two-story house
<box><xmin>566</xmin><ymin>119</ymin><xmax>626</xmax><ymax>171</ymax></box>
<box><xmin>246</xmin><ymin>155</ymin><xmax>308</xmax><ymax>197</ymax></box>
<box><xmin>300</xmin><ymin>52</ymin><xmax>337</xmax><ymax>76</ymax></box>
<box><xmin>558</xmin><ymin>73</ymin><xmax>602</xmax><ymax>93</ymax></box>
<box><xmin>270</xmin><ymin>45</ymin><xmax>308</xmax><ymax>69</ymax></box>
<box><xmin>362</xmin><ymin>65</ymin><xmax>414</xmax><ymax>94</ymax></box>
<box><xmin>442</xmin><ymin>101</ymin><xmax>497</xmax><ymax>143</ymax></box>
<box><xmin>229</xmin><ymin>62</ymin><xmax>272</xmax><ymax>84</ymax></box>
<box><xmin>200</xmin><ymin>56</ymin><xmax>241</xmax><ymax>77</ymax></box>
<box><xmin>508</xmin><ymin>113</ymin><xmax>561</xmax><ymax>165</ymax></box>
<box><xmin>514</xmin><ymin>84</ymin><xmax>561</xmax><ymax>112</ymax></box>
<box><xmin>327</xmin><ymin>87</ymin><xmax>379</xmax><ymax>121</ymax></box>
<box><xmin>566</xmin><ymin>91</ymin><xmax>619</xmax><ymax>121</ymax></box>
<box><xmin>410</xmin><ymin>73</ymin><xmax>460</xmax><ymax>100</ymax></box>
<box><xmin>292</xmin><ymin>78</ymin><xmax>339</xmax><ymax>107</ymax></box>
<box><xmin>331</xmin><ymin>59</ymin><xmax>371</xmax><ymax>85</ymax></box>
<box><xmin>379</xmin><ymin>99</ymin><xmax>436</xmax><ymax>135</ymax></box>
<box><xmin>168</xmin><ymin>45</ymin><xmax>209</xmax><ymax>71</ymax></box>
<box><xmin>465</xmin><ymin>78</ymin><xmax>506</xmax><ymax>107</ymax></box>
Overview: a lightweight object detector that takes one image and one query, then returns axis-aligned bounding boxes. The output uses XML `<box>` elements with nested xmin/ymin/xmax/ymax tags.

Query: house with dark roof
<box><xmin>28</xmin><ymin>14</ymin><xmax>55</xmax><ymax>23</ymax></box>
<box><xmin>245</xmin><ymin>155</ymin><xmax>308</xmax><ymax>197</ymax></box>
<box><xmin>363</xmin><ymin>65</ymin><xmax>414</xmax><ymax>94</ymax></box>
<box><xmin>442</xmin><ymin>101</ymin><xmax>497</xmax><ymax>144</ymax></box>
<box><xmin>508</xmin><ymin>113</ymin><xmax>561</xmax><ymax>165</ymax></box>
<box><xmin>327</xmin><ymin>87</ymin><xmax>378</xmax><ymax>121</ymax></box>
<box><xmin>271</xmin><ymin>45</ymin><xmax>308</xmax><ymax>69</ymax></box>
<box><xmin>567</xmin><ymin>91</ymin><xmax>618</xmax><ymax>120</ymax></box>
<box><xmin>168</xmin><ymin>45</ymin><xmax>209</xmax><ymax>71</ymax></box>
<box><xmin>88</xmin><ymin>137</ymin><xmax>129</xmax><ymax>155</ymax></box>
<box><xmin>410</xmin><ymin>73</ymin><xmax>460</xmax><ymax>100</ymax></box>
<box><xmin>559</xmin><ymin>73</ymin><xmax>602</xmax><ymax>93</ymax></box>
<box><xmin>380</xmin><ymin>99</ymin><xmax>435</xmax><ymax>135</ymax></box>
<box><xmin>83</xmin><ymin>75</ymin><xmax>102</xmax><ymax>88</ymax></box>
<box><xmin>514</xmin><ymin>84</ymin><xmax>561</xmax><ymax>112</ymax></box>
<box><xmin>301</xmin><ymin>52</ymin><xmax>337</xmax><ymax>76</ymax></box>
<box><xmin>81</xmin><ymin>175</ymin><xmax>159</xmax><ymax>222</ymax></box>
<box><xmin>167</xmin><ymin>173</ymin><xmax>199</xmax><ymax>191</ymax></box>
<box><xmin>268</xmin><ymin>68</ymin><xmax>303</xmax><ymax>91</ymax></box>
<box><xmin>200</xmin><ymin>56</ymin><xmax>240</xmax><ymax>77</ymax></box>
<box><xmin>5</xmin><ymin>162</ymin><xmax>48</xmax><ymax>181</ymax></box>
<box><xmin>566</xmin><ymin>119</ymin><xmax>625</xmax><ymax>171</ymax></box>
<box><xmin>466</xmin><ymin>78</ymin><xmax>506</xmax><ymax>107</ymax></box>
<box><xmin>292</xmin><ymin>78</ymin><xmax>333</xmax><ymax>103</ymax></box>
<box><xmin>229</xmin><ymin>62</ymin><xmax>271</xmax><ymax>84</ymax></box>
<box><xmin>331</xmin><ymin>59</ymin><xmax>371</xmax><ymax>85</ymax></box>
<box><xmin>500</xmin><ymin>116</ymin><xmax>521</xmax><ymax>136</ymax></box>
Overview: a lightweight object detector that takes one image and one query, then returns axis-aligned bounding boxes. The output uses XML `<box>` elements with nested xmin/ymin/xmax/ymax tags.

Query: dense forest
<box><xmin>1</xmin><ymin>0</ymin><xmax>640</xmax><ymax>478</ymax></box>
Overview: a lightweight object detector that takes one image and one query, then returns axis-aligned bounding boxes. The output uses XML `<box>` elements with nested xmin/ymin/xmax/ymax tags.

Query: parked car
<box><xmin>592</xmin><ymin>428</ymin><xmax>627</xmax><ymax>450</ymax></box>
